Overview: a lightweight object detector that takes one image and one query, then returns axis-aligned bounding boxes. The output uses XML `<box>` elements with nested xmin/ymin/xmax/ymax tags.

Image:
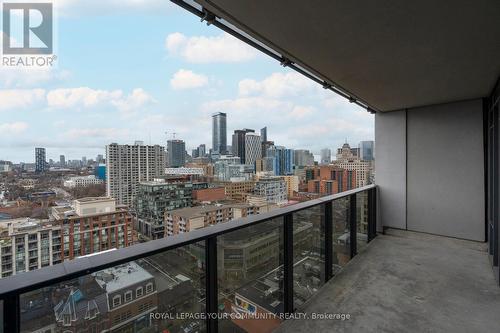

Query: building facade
<box><xmin>244</xmin><ymin>133</ymin><xmax>262</xmax><ymax>167</ymax></box>
<box><xmin>305</xmin><ymin>165</ymin><xmax>357</xmax><ymax>195</ymax></box>
<box><xmin>333</xmin><ymin>143</ymin><xmax>373</xmax><ymax>187</ymax></box>
<box><xmin>358</xmin><ymin>141</ymin><xmax>375</xmax><ymax>161</ymax></box>
<box><xmin>0</xmin><ymin>197</ymin><xmax>134</xmax><ymax>278</ymax></box>
<box><xmin>167</xmin><ymin>139</ymin><xmax>186</xmax><ymax>167</ymax></box>
<box><xmin>165</xmin><ymin>204</ymin><xmax>261</xmax><ymax>237</ymax></box>
<box><xmin>232</xmin><ymin>129</ymin><xmax>255</xmax><ymax>163</ymax></box>
<box><xmin>135</xmin><ymin>180</ymin><xmax>194</xmax><ymax>240</ymax></box>
<box><xmin>35</xmin><ymin>147</ymin><xmax>46</xmax><ymax>173</ymax></box>
<box><xmin>106</xmin><ymin>143</ymin><xmax>165</xmax><ymax>207</ymax></box>
<box><xmin>64</xmin><ymin>175</ymin><xmax>104</xmax><ymax>188</ymax></box>
<box><xmin>212</xmin><ymin>112</ymin><xmax>227</xmax><ymax>154</ymax></box>
<box><xmin>320</xmin><ymin>148</ymin><xmax>331</xmax><ymax>165</ymax></box>
<box><xmin>254</xmin><ymin>177</ymin><xmax>288</xmax><ymax>204</ymax></box>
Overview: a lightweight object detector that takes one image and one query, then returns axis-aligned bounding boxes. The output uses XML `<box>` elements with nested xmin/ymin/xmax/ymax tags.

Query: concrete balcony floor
<box><xmin>275</xmin><ymin>229</ymin><xmax>500</xmax><ymax>333</ymax></box>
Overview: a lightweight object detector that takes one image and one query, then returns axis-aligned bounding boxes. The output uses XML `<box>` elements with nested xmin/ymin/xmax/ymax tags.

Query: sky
<box><xmin>0</xmin><ymin>0</ymin><xmax>373</xmax><ymax>163</ymax></box>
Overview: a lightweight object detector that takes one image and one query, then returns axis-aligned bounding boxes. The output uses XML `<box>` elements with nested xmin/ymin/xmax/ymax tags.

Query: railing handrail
<box><xmin>0</xmin><ymin>184</ymin><xmax>375</xmax><ymax>298</ymax></box>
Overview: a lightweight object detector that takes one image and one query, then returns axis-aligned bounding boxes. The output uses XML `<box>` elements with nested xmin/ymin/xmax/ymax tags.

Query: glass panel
<box><xmin>332</xmin><ymin>197</ymin><xmax>351</xmax><ymax>275</ymax></box>
<box><xmin>292</xmin><ymin>205</ymin><xmax>324</xmax><ymax>309</ymax></box>
<box><xmin>356</xmin><ymin>191</ymin><xmax>369</xmax><ymax>253</ymax></box>
<box><xmin>217</xmin><ymin>218</ymin><xmax>284</xmax><ymax>333</ymax></box>
<box><xmin>19</xmin><ymin>242</ymin><xmax>206</xmax><ymax>333</ymax></box>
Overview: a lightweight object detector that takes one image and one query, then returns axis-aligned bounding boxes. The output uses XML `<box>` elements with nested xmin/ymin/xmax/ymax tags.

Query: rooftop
<box><xmin>93</xmin><ymin>261</ymin><xmax>154</xmax><ymax>293</ymax></box>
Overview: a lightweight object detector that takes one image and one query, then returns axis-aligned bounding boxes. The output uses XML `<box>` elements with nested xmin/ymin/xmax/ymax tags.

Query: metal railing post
<box><xmin>3</xmin><ymin>294</ymin><xmax>20</xmax><ymax>333</ymax></box>
<box><xmin>283</xmin><ymin>213</ymin><xmax>294</xmax><ymax>314</ymax></box>
<box><xmin>368</xmin><ymin>188</ymin><xmax>377</xmax><ymax>242</ymax></box>
<box><xmin>349</xmin><ymin>194</ymin><xmax>357</xmax><ymax>258</ymax></box>
<box><xmin>205</xmin><ymin>237</ymin><xmax>218</xmax><ymax>333</ymax></box>
<box><xmin>324</xmin><ymin>202</ymin><xmax>333</xmax><ymax>282</ymax></box>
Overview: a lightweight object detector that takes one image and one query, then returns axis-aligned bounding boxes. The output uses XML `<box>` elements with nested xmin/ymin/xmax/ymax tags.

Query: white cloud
<box><xmin>239</xmin><ymin>72</ymin><xmax>317</xmax><ymax>98</ymax></box>
<box><xmin>56</xmin><ymin>0</ymin><xmax>174</xmax><ymax>16</ymax></box>
<box><xmin>201</xmin><ymin>96</ymin><xmax>291</xmax><ymax>114</ymax></box>
<box><xmin>200</xmin><ymin>70</ymin><xmax>374</xmax><ymax>153</ymax></box>
<box><xmin>289</xmin><ymin>105</ymin><xmax>315</xmax><ymax>119</ymax></box>
<box><xmin>165</xmin><ymin>32</ymin><xmax>258</xmax><ymax>63</ymax></box>
<box><xmin>46</xmin><ymin>87</ymin><xmax>122</xmax><ymax>108</ymax></box>
<box><xmin>0</xmin><ymin>122</ymin><xmax>29</xmax><ymax>134</ymax></box>
<box><xmin>63</xmin><ymin>128</ymin><xmax>130</xmax><ymax>140</ymax></box>
<box><xmin>46</xmin><ymin>87</ymin><xmax>155</xmax><ymax>114</ymax></box>
<box><xmin>111</xmin><ymin>88</ymin><xmax>157</xmax><ymax>114</ymax></box>
<box><xmin>0</xmin><ymin>89</ymin><xmax>46</xmax><ymax>111</ymax></box>
<box><xmin>0</xmin><ymin>67</ymin><xmax>71</xmax><ymax>88</ymax></box>
<box><xmin>170</xmin><ymin>69</ymin><xmax>208</xmax><ymax>90</ymax></box>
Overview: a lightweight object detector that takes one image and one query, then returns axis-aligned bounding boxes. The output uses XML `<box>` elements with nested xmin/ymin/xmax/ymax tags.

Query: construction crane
<box><xmin>165</xmin><ymin>131</ymin><xmax>177</xmax><ymax>140</ymax></box>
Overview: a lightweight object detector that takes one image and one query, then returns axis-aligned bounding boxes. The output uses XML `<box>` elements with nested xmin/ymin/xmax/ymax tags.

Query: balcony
<box><xmin>1</xmin><ymin>0</ymin><xmax>499</xmax><ymax>332</ymax></box>
<box><xmin>0</xmin><ymin>186</ymin><xmax>376</xmax><ymax>332</ymax></box>
<box><xmin>276</xmin><ymin>229</ymin><xmax>500</xmax><ymax>333</ymax></box>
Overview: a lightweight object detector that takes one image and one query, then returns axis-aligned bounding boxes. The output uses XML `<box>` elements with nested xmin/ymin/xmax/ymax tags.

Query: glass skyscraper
<box><xmin>212</xmin><ymin>112</ymin><xmax>227</xmax><ymax>154</ymax></box>
<box><xmin>167</xmin><ymin>139</ymin><xmax>186</xmax><ymax>167</ymax></box>
<box><xmin>359</xmin><ymin>141</ymin><xmax>375</xmax><ymax>161</ymax></box>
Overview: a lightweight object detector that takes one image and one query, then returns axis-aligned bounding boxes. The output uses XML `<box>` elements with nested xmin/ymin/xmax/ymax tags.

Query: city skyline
<box><xmin>0</xmin><ymin>2</ymin><xmax>373</xmax><ymax>163</ymax></box>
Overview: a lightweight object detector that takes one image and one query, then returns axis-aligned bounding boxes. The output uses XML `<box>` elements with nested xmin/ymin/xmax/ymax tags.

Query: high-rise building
<box><xmin>212</xmin><ymin>112</ymin><xmax>227</xmax><ymax>154</ymax></box>
<box><xmin>261</xmin><ymin>140</ymin><xmax>274</xmax><ymax>158</ymax></box>
<box><xmin>320</xmin><ymin>148</ymin><xmax>331</xmax><ymax>165</ymax></box>
<box><xmin>198</xmin><ymin>144</ymin><xmax>206</xmax><ymax>157</ymax></box>
<box><xmin>244</xmin><ymin>133</ymin><xmax>262</xmax><ymax>167</ymax></box>
<box><xmin>96</xmin><ymin>154</ymin><xmax>104</xmax><ymax>164</ymax></box>
<box><xmin>294</xmin><ymin>149</ymin><xmax>315</xmax><ymax>167</ymax></box>
<box><xmin>232</xmin><ymin>129</ymin><xmax>255</xmax><ymax>163</ymax></box>
<box><xmin>82</xmin><ymin>156</ymin><xmax>87</xmax><ymax>166</ymax></box>
<box><xmin>359</xmin><ymin>141</ymin><xmax>375</xmax><ymax>161</ymax></box>
<box><xmin>106</xmin><ymin>142</ymin><xmax>165</xmax><ymax>207</ymax></box>
<box><xmin>214</xmin><ymin>155</ymin><xmax>253</xmax><ymax>181</ymax></box>
<box><xmin>59</xmin><ymin>155</ymin><xmax>65</xmax><ymax>167</ymax></box>
<box><xmin>266</xmin><ymin>146</ymin><xmax>294</xmax><ymax>175</ymax></box>
<box><xmin>35</xmin><ymin>148</ymin><xmax>46</xmax><ymax>173</ymax></box>
<box><xmin>260</xmin><ymin>127</ymin><xmax>267</xmax><ymax>142</ymax></box>
<box><xmin>167</xmin><ymin>139</ymin><xmax>186</xmax><ymax>167</ymax></box>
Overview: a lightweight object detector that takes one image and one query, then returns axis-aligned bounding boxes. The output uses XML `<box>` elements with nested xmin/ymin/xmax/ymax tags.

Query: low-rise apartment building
<box><xmin>165</xmin><ymin>204</ymin><xmax>262</xmax><ymax>237</ymax></box>
<box><xmin>63</xmin><ymin>175</ymin><xmax>104</xmax><ymax>188</ymax></box>
<box><xmin>0</xmin><ymin>197</ymin><xmax>134</xmax><ymax>278</ymax></box>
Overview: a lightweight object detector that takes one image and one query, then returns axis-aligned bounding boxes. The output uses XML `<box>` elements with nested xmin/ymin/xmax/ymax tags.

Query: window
<box><xmin>112</xmin><ymin>295</ymin><xmax>121</xmax><ymax>307</ymax></box>
<box><xmin>124</xmin><ymin>290</ymin><xmax>132</xmax><ymax>303</ymax></box>
<box><xmin>145</xmin><ymin>282</ymin><xmax>153</xmax><ymax>293</ymax></box>
<box><xmin>136</xmin><ymin>286</ymin><xmax>143</xmax><ymax>298</ymax></box>
<box><xmin>63</xmin><ymin>314</ymin><xmax>71</xmax><ymax>326</ymax></box>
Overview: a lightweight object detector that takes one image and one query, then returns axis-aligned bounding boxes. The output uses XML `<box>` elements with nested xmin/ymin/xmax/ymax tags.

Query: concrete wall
<box><xmin>375</xmin><ymin>99</ymin><xmax>485</xmax><ymax>241</ymax></box>
<box><xmin>375</xmin><ymin>110</ymin><xmax>407</xmax><ymax>231</ymax></box>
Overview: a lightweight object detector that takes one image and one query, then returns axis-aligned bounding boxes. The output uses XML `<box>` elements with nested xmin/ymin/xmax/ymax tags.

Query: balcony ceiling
<box><xmin>196</xmin><ymin>0</ymin><xmax>500</xmax><ymax>112</ymax></box>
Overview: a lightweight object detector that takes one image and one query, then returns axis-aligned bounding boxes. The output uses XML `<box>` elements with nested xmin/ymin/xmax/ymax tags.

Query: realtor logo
<box><xmin>2</xmin><ymin>2</ymin><xmax>53</xmax><ymax>54</ymax></box>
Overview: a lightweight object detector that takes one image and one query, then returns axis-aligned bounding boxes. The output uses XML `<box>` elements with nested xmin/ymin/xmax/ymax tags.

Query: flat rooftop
<box><xmin>93</xmin><ymin>261</ymin><xmax>153</xmax><ymax>293</ymax></box>
<box><xmin>275</xmin><ymin>229</ymin><xmax>500</xmax><ymax>332</ymax></box>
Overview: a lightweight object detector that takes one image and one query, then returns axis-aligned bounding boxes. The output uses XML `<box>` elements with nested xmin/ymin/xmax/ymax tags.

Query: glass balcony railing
<box><xmin>0</xmin><ymin>185</ymin><xmax>376</xmax><ymax>333</ymax></box>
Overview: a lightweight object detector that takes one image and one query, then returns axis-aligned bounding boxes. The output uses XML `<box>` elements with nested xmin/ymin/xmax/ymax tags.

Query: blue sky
<box><xmin>0</xmin><ymin>0</ymin><xmax>373</xmax><ymax>163</ymax></box>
